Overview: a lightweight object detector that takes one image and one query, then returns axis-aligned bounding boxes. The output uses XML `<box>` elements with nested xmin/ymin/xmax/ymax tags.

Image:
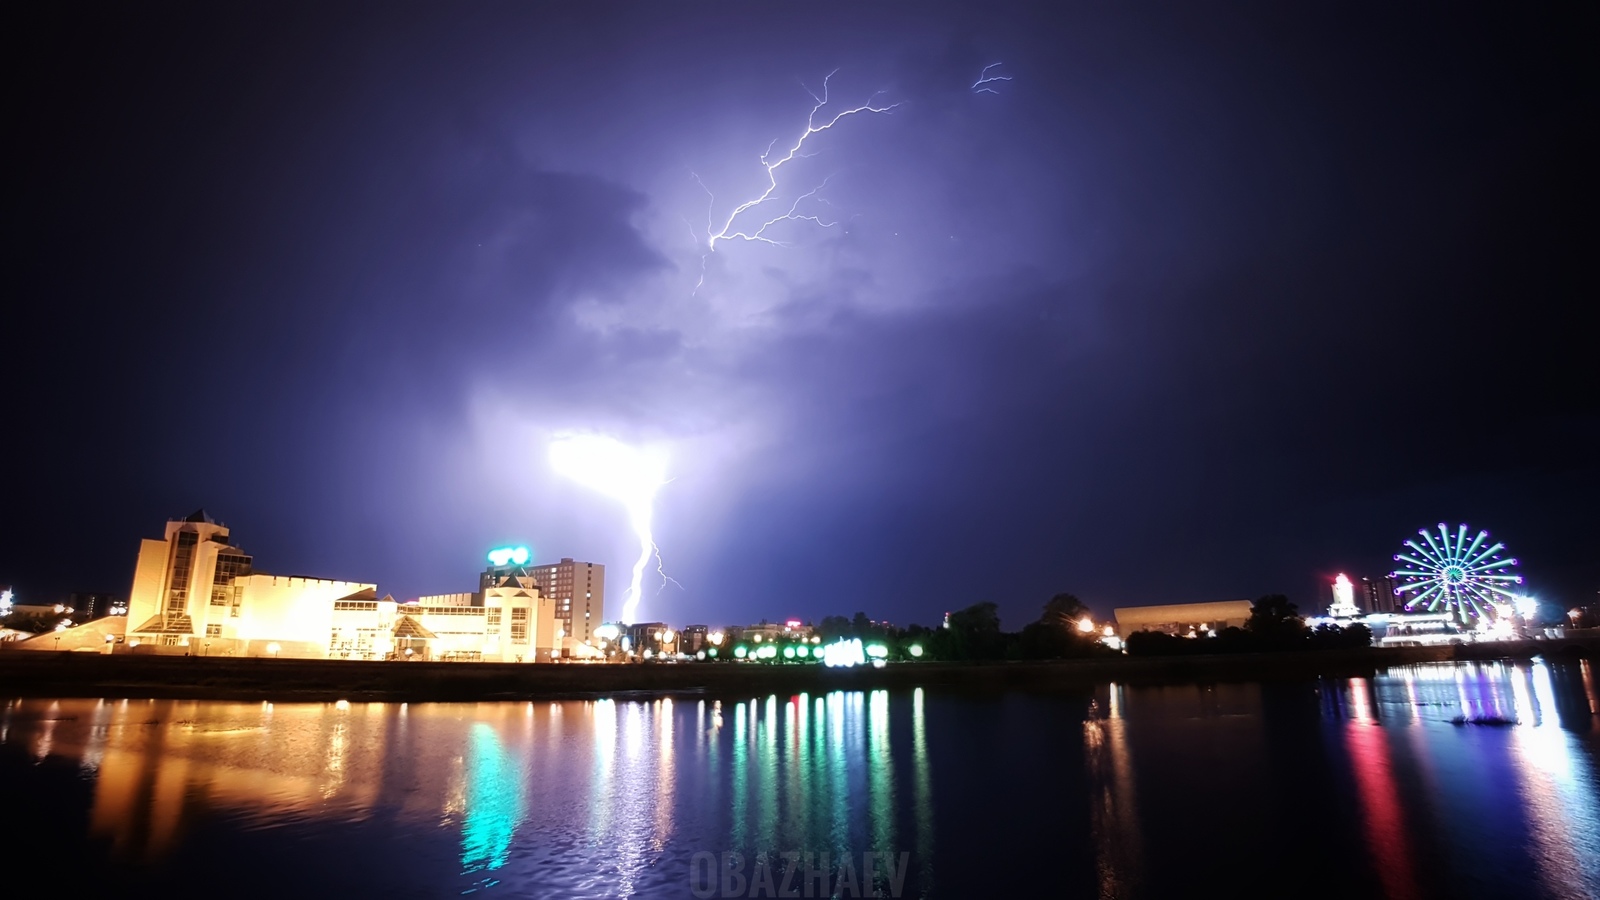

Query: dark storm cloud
<box><xmin>5</xmin><ymin>3</ymin><xmax>1594</xmax><ymax>627</ymax></box>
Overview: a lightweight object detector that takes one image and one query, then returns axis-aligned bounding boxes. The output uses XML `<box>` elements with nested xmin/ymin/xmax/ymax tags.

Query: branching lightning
<box><xmin>690</xmin><ymin>69</ymin><xmax>898</xmax><ymax>293</ymax></box>
<box><xmin>549</xmin><ymin>434</ymin><xmax>671</xmax><ymax>625</ymax></box>
<box><xmin>972</xmin><ymin>63</ymin><xmax>1012</xmax><ymax>94</ymax></box>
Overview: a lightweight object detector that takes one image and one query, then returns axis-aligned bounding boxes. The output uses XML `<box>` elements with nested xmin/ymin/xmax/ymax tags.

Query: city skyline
<box><xmin>6</xmin><ymin>3</ymin><xmax>1593</xmax><ymax>633</ymax></box>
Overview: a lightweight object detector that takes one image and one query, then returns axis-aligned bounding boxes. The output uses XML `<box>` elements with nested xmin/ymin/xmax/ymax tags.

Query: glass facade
<box><xmin>166</xmin><ymin>532</ymin><xmax>198</xmax><ymax>614</ymax></box>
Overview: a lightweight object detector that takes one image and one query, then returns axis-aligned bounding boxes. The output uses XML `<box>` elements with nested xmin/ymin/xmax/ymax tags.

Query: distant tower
<box><xmin>527</xmin><ymin>558</ymin><xmax>606</xmax><ymax>646</ymax></box>
<box><xmin>1329</xmin><ymin>574</ymin><xmax>1360</xmax><ymax>619</ymax></box>
<box><xmin>1360</xmin><ymin>575</ymin><xmax>1401</xmax><ymax>614</ymax></box>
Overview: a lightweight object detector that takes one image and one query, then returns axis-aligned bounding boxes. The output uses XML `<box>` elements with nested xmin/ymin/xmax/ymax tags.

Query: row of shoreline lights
<box><xmin>588</xmin><ymin>621</ymin><xmax>947</xmax><ymax>662</ymax></box>
<box><xmin>588</xmin><ymin>623</ymin><xmax>937</xmax><ymax>665</ymax></box>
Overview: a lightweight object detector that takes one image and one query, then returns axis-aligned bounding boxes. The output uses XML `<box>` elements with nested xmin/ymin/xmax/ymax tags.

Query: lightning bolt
<box><xmin>654</xmin><ymin>543</ymin><xmax>683</xmax><ymax>593</ymax></box>
<box><xmin>972</xmin><ymin>62</ymin><xmax>1012</xmax><ymax>94</ymax></box>
<box><xmin>689</xmin><ymin>69</ymin><xmax>898</xmax><ymax>293</ymax></box>
<box><xmin>549</xmin><ymin>434</ymin><xmax>670</xmax><ymax>625</ymax></box>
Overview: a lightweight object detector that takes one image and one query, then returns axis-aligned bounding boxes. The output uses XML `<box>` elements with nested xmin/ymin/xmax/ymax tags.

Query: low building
<box><xmin>625</xmin><ymin>622</ymin><xmax>673</xmax><ymax>656</ymax></box>
<box><xmin>1113</xmin><ymin>600</ymin><xmax>1255</xmax><ymax>639</ymax></box>
<box><xmin>680</xmin><ymin>624</ymin><xmax>709</xmax><ymax>654</ymax></box>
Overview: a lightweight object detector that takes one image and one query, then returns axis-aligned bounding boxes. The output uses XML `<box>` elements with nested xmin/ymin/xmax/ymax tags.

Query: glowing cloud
<box><xmin>549</xmin><ymin>433</ymin><xmax>668</xmax><ymax>625</ymax></box>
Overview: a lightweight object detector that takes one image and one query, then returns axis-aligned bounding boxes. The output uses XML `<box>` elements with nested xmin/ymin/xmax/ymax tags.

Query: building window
<box><xmin>511</xmin><ymin>608</ymin><xmax>528</xmax><ymax>622</ymax></box>
<box><xmin>166</xmin><ymin>532</ymin><xmax>198</xmax><ymax>613</ymax></box>
<box><xmin>160</xmin><ymin>634</ymin><xmax>181</xmax><ymax>646</ymax></box>
<box><xmin>206</xmin><ymin>624</ymin><xmax>222</xmax><ymax>637</ymax></box>
<box><xmin>210</xmin><ymin>551</ymin><xmax>252</xmax><ymax>607</ymax></box>
<box><xmin>511</xmin><ymin>624</ymin><xmax>527</xmax><ymax>643</ymax></box>
<box><xmin>487</xmin><ymin>608</ymin><xmax>502</xmax><ymax>628</ymax></box>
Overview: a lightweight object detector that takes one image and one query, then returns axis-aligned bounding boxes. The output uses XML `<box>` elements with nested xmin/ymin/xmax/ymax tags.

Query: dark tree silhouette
<box><xmin>1245</xmin><ymin>594</ymin><xmax>1308</xmax><ymax>647</ymax></box>
<box><xmin>1040</xmin><ymin>593</ymin><xmax>1091</xmax><ymax>629</ymax></box>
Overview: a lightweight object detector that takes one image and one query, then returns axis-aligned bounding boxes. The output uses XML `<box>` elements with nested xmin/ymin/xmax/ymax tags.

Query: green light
<box><xmin>461</xmin><ymin>723</ymin><xmax>524</xmax><ymax>872</ymax></box>
<box><xmin>734</xmin><ymin>646</ymin><xmax>748</xmax><ymax>659</ymax></box>
<box><xmin>909</xmin><ymin>644</ymin><xmax>923</xmax><ymax>657</ymax></box>
<box><xmin>708</xmin><ymin>647</ymin><xmax>719</xmax><ymax>658</ymax></box>
<box><xmin>866</xmin><ymin>643</ymin><xmax>888</xmax><ymax>659</ymax></box>
<box><xmin>812</xmin><ymin>645</ymin><xmax>826</xmax><ymax>658</ymax></box>
<box><xmin>487</xmin><ymin>546</ymin><xmax>531</xmax><ymax>566</ymax></box>
<box><xmin>782</xmin><ymin>646</ymin><xmax>796</xmax><ymax>659</ymax></box>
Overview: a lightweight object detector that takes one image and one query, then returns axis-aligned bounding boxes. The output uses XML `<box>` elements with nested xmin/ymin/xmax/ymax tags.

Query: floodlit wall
<box><xmin>125</xmin><ymin>539</ymin><xmax>171</xmax><ymax>630</ymax></box>
<box><xmin>416</xmin><ymin>592</ymin><xmax>475</xmax><ymax>607</ymax></box>
<box><xmin>1113</xmin><ymin>601</ymin><xmax>1256</xmax><ymax>638</ymax></box>
<box><xmin>231</xmin><ymin>575</ymin><xmax>378</xmax><ymax>659</ymax></box>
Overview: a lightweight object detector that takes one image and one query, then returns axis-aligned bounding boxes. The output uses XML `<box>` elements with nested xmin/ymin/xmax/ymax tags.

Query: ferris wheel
<box><xmin>1391</xmin><ymin>523</ymin><xmax>1522</xmax><ymax>622</ymax></box>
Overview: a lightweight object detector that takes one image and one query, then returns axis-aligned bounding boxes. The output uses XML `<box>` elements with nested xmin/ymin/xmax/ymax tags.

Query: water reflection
<box><xmin>462</xmin><ymin>723</ymin><xmax>524</xmax><ymax>874</ymax></box>
<box><xmin>2</xmin><ymin>662</ymin><xmax>1596</xmax><ymax>899</ymax></box>
<box><xmin>1084</xmin><ymin>682</ymin><xmax>1142</xmax><ymax>899</ymax></box>
<box><xmin>1509</xmin><ymin>665</ymin><xmax>1600</xmax><ymax>898</ymax></box>
<box><xmin>1342</xmin><ymin>679</ymin><xmax>1421</xmax><ymax>900</ymax></box>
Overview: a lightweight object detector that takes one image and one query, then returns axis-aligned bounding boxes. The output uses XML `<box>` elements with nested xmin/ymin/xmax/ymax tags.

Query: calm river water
<box><xmin>3</xmin><ymin>660</ymin><xmax>1598</xmax><ymax>899</ymax></box>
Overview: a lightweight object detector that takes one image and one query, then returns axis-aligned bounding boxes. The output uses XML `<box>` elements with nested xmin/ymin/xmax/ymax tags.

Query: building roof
<box><xmin>393</xmin><ymin>616</ymin><xmax>436</xmax><ymax>639</ymax></box>
<box><xmin>130</xmin><ymin>614</ymin><xmax>195</xmax><ymax>635</ymax></box>
<box><xmin>1112</xmin><ymin>600</ymin><xmax>1256</xmax><ymax>633</ymax></box>
<box><xmin>183</xmin><ymin>508</ymin><xmax>215</xmax><ymax>524</ymax></box>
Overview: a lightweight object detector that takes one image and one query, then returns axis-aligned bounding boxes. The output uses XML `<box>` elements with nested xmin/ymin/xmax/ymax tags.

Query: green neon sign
<box><xmin>487</xmin><ymin>546</ymin><xmax>531</xmax><ymax>566</ymax></box>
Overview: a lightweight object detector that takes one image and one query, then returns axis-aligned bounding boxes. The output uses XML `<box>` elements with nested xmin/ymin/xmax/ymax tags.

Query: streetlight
<box><xmin>104</xmin><ymin>634</ymin><xmax>115</xmax><ymax>654</ymax></box>
<box><xmin>267</xmin><ymin>642</ymin><xmax>281</xmax><ymax>659</ymax></box>
<box><xmin>1077</xmin><ymin>616</ymin><xmax>1095</xmax><ymax>633</ymax></box>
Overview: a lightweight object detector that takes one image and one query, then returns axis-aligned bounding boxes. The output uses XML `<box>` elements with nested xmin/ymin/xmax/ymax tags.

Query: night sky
<box><xmin>8</xmin><ymin>4</ymin><xmax>1595</xmax><ymax>628</ymax></box>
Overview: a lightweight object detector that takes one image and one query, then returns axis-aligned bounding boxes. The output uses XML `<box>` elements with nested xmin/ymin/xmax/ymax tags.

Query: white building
<box><xmin>121</xmin><ymin>511</ymin><xmax>557</xmax><ymax>661</ymax></box>
<box><xmin>1329</xmin><ymin>574</ymin><xmax>1361</xmax><ymax>619</ymax></box>
<box><xmin>1112</xmin><ymin>600</ymin><xmax>1256</xmax><ymax>639</ymax></box>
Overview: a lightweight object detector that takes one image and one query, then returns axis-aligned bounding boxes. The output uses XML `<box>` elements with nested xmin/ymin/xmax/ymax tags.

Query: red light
<box><xmin>785</xmin><ymin>619</ymin><xmax>801</xmax><ymax>629</ymax></box>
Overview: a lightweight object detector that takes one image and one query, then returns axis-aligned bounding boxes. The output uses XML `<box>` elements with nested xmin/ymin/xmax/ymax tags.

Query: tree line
<box><xmin>806</xmin><ymin>593</ymin><xmax>1371</xmax><ymax>662</ymax></box>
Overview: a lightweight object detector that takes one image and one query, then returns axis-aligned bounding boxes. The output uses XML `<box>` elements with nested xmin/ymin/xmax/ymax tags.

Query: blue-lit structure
<box><xmin>1391</xmin><ymin>523</ymin><xmax>1522</xmax><ymax>624</ymax></box>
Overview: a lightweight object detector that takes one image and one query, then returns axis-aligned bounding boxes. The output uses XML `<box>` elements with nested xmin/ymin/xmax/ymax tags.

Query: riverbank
<box><xmin>2</xmin><ymin>637</ymin><xmax>1593</xmax><ymax>702</ymax></box>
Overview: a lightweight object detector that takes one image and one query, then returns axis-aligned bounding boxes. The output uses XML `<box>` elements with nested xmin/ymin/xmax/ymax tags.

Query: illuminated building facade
<box><xmin>123</xmin><ymin>510</ymin><xmax>377</xmax><ymax>657</ymax></box>
<box><xmin>1112</xmin><ymin>600</ymin><xmax>1255</xmax><ymax>639</ymax></box>
<box><xmin>1329</xmin><ymin>574</ymin><xmax>1361</xmax><ymax>618</ymax></box>
<box><xmin>121</xmin><ymin>514</ymin><xmax>559</xmax><ymax>661</ymax></box>
<box><xmin>526</xmin><ymin>557</ymin><xmax>605</xmax><ymax>647</ymax></box>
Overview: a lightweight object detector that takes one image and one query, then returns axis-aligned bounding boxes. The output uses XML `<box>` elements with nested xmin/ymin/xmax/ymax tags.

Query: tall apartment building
<box><xmin>1361</xmin><ymin>575</ymin><xmax>1403</xmax><ymax>614</ymax></box>
<box><xmin>527</xmin><ymin>558</ymin><xmax>605</xmax><ymax>645</ymax></box>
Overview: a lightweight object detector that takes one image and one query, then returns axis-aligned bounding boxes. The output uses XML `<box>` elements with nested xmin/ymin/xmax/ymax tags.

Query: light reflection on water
<box><xmin>1322</xmin><ymin>660</ymin><xmax>1600</xmax><ymax>900</ymax></box>
<box><xmin>2</xmin><ymin>662</ymin><xmax>1597</xmax><ymax>899</ymax></box>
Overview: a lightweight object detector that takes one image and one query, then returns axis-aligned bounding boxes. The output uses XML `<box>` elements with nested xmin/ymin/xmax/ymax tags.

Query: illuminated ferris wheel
<box><xmin>1391</xmin><ymin>523</ymin><xmax>1522</xmax><ymax>623</ymax></box>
